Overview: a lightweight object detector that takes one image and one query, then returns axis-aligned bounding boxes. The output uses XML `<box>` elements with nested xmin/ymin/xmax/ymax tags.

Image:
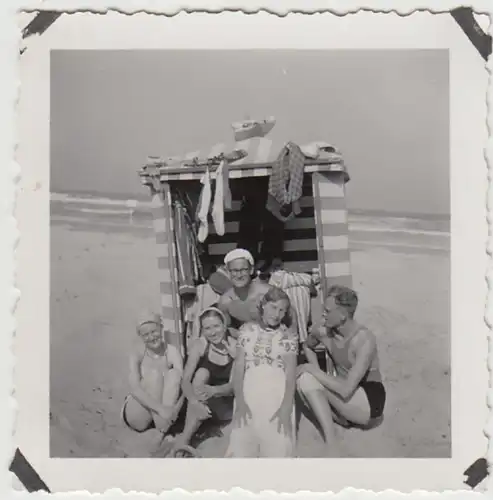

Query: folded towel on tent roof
<box><xmin>299</xmin><ymin>141</ymin><xmax>340</xmax><ymax>159</ymax></box>
<box><xmin>232</xmin><ymin>117</ymin><xmax>276</xmax><ymax>142</ymax></box>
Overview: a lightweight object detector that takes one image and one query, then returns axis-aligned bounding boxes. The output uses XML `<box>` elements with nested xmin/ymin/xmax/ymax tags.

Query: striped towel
<box><xmin>269</xmin><ymin>270</ymin><xmax>313</xmax><ymax>342</ymax></box>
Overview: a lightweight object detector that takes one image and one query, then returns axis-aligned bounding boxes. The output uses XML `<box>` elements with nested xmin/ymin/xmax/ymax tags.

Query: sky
<box><xmin>50</xmin><ymin>49</ymin><xmax>449</xmax><ymax>214</ymax></box>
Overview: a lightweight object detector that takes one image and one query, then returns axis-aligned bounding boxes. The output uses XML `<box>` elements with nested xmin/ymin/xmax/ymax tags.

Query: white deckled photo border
<box><xmin>1</xmin><ymin>0</ymin><xmax>493</xmax><ymax>497</ymax></box>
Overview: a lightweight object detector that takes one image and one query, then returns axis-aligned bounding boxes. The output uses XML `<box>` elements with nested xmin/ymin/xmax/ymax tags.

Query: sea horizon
<box><xmin>50</xmin><ymin>188</ymin><xmax>451</xmax><ymax>223</ymax></box>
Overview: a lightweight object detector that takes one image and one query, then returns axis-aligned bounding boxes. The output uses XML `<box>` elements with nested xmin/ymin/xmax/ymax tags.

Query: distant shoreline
<box><xmin>50</xmin><ymin>189</ymin><xmax>451</xmax><ymax>222</ymax></box>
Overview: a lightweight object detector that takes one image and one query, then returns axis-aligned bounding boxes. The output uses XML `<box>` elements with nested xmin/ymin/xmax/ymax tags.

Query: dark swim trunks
<box><xmin>359</xmin><ymin>381</ymin><xmax>386</xmax><ymax>419</ymax></box>
<box><xmin>121</xmin><ymin>395</ymin><xmax>156</xmax><ymax>433</ymax></box>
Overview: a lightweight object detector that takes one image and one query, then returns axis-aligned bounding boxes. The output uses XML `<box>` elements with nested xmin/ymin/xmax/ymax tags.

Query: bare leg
<box><xmin>124</xmin><ymin>367</ymin><xmax>164</xmax><ymax>432</ymax></box>
<box><xmin>297</xmin><ymin>373</ymin><xmax>340</xmax><ymax>456</ymax></box>
<box><xmin>323</xmin><ymin>386</ymin><xmax>371</xmax><ymax>426</ymax></box>
<box><xmin>154</xmin><ymin>367</ymin><xmax>184</xmax><ymax>431</ymax></box>
<box><xmin>173</xmin><ymin>368</ymin><xmax>211</xmax><ymax>450</ymax></box>
<box><xmin>121</xmin><ymin>369</ymin><xmax>169</xmax><ymax>457</ymax></box>
<box><xmin>297</xmin><ymin>373</ymin><xmax>372</xmax><ymax>456</ymax></box>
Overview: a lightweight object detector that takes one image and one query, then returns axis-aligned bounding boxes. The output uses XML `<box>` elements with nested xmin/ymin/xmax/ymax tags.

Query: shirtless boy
<box><xmin>297</xmin><ymin>286</ymin><xmax>386</xmax><ymax>456</ymax></box>
<box><xmin>218</xmin><ymin>248</ymin><xmax>297</xmax><ymax>335</ymax></box>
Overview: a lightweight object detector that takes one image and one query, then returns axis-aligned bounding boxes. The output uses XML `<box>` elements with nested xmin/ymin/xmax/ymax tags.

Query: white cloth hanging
<box><xmin>197</xmin><ymin>167</ymin><xmax>212</xmax><ymax>243</ymax></box>
<box><xmin>212</xmin><ymin>160</ymin><xmax>232</xmax><ymax>235</ymax></box>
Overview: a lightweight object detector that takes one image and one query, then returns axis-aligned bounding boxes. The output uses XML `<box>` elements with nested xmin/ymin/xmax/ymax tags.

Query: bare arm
<box><xmin>280</xmin><ymin>349</ymin><xmax>297</xmax><ymax>411</ymax></box>
<box><xmin>167</xmin><ymin>343</ymin><xmax>184</xmax><ymax>377</ymax></box>
<box><xmin>128</xmin><ymin>343</ymin><xmax>163</xmax><ymax>413</ymax></box>
<box><xmin>289</xmin><ymin>306</ymin><xmax>299</xmax><ymax>332</ymax></box>
<box><xmin>232</xmin><ymin>341</ymin><xmax>247</xmax><ymax>407</ymax></box>
<box><xmin>217</xmin><ymin>293</ymin><xmax>231</xmax><ymax>316</ymax></box>
<box><xmin>217</xmin><ymin>294</ymin><xmax>240</xmax><ymax>339</ymax></box>
<box><xmin>181</xmin><ymin>340</ymin><xmax>205</xmax><ymax>403</ymax></box>
<box><xmin>303</xmin><ymin>329</ymin><xmax>322</xmax><ymax>368</ymax></box>
<box><xmin>310</xmin><ymin>333</ymin><xmax>377</xmax><ymax>400</ymax></box>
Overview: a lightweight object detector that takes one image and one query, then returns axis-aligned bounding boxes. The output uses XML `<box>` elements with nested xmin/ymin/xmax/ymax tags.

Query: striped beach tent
<box><xmin>139</xmin><ymin>136</ymin><xmax>352</xmax><ymax>350</ymax></box>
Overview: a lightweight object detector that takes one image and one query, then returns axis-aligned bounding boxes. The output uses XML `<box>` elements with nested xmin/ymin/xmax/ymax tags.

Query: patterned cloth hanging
<box><xmin>266</xmin><ymin>141</ymin><xmax>305</xmax><ymax>222</ymax></box>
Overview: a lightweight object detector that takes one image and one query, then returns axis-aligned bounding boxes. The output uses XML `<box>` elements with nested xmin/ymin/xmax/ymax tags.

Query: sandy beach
<box><xmin>49</xmin><ymin>205</ymin><xmax>450</xmax><ymax>459</ymax></box>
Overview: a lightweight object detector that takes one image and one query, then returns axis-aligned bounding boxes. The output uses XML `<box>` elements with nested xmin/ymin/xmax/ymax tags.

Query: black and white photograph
<box><xmin>12</xmin><ymin>8</ymin><xmax>489</xmax><ymax>494</ymax></box>
<box><xmin>48</xmin><ymin>46</ymin><xmax>452</xmax><ymax>459</ymax></box>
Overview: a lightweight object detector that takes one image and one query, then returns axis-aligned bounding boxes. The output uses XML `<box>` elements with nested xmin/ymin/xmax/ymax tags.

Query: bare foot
<box><xmin>169</xmin><ymin>438</ymin><xmax>199</xmax><ymax>458</ymax></box>
<box><xmin>170</xmin><ymin>434</ymin><xmax>187</xmax><ymax>453</ymax></box>
<box><xmin>150</xmin><ymin>434</ymin><xmax>175</xmax><ymax>458</ymax></box>
<box><xmin>119</xmin><ymin>428</ymin><xmax>165</xmax><ymax>458</ymax></box>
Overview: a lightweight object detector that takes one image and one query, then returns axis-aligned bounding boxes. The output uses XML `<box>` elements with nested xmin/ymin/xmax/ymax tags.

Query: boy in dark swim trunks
<box><xmin>170</xmin><ymin>307</ymin><xmax>236</xmax><ymax>456</ymax></box>
<box><xmin>296</xmin><ymin>285</ymin><xmax>386</xmax><ymax>456</ymax></box>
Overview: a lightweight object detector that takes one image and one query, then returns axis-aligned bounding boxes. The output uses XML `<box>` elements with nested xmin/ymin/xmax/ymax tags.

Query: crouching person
<box><xmin>297</xmin><ymin>286</ymin><xmax>386</xmax><ymax>457</ymax></box>
<box><xmin>171</xmin><ymin>307</ymin><xmax>236</xmax><ymax>456</ymax></box>
<box><xmin>121</xmin><ymin>312</ymin><xmax>184</xmax><ymax>454</ymax></box>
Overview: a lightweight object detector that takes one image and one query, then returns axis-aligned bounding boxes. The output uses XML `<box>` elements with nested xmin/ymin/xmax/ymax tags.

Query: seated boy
<box><xmin>297</xmin><ymin>286</ymin><xmax>386</xmax><ymax>457</ymax></box>
<box><xmin>121</xmin><ymin>312</ymin><xmax>184</xmax><ymax>454</ymax></box>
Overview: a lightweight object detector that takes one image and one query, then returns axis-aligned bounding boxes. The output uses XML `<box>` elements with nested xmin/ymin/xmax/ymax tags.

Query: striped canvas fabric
<box><xmin>142</xmin><ymin>138</ymin><xmax>352</xmax><ymax>348</ymax></box>
<box><xmin>150</xmin><ymin>189</ymin><xmax>184</xmax><ymax>353</ymax></box>
<box><xmin>202</xmin><ymin>175</ymin><xmax>347</xmax><ymax>275</ymax></box>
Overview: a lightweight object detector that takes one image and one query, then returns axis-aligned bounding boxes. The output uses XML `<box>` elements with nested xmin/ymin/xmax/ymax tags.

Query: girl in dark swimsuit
<box><xmin>171</xmin><ymin>307</ymin><xmax>236</xmax><ymax>456</ymax></box>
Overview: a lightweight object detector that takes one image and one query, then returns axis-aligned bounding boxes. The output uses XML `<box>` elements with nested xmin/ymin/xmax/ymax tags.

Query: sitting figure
<box><xmin>171</xmin><ymin>307</ymin><xmax>236</xmax><ymax>456</ymax></box>
<box><xmin>121</xmin><ymin>312</ymin><xmax>184</xmax><ymax>454</ymax></box>
<box><xmin>297</xmin><ymin>285</ymin><xmax>386</xmax><ymax>457</ymax></box>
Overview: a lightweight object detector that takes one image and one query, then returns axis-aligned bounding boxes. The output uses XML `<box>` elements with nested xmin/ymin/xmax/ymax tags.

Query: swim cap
<box><xmin>136</xmin><ymin>310</ymin><xmax>161</xmax><ymax>333</ymax></box>
<box><xmin>224</xmin><ymin>248</ymin><xmax>254</xmax><ymax>267</ymax></box>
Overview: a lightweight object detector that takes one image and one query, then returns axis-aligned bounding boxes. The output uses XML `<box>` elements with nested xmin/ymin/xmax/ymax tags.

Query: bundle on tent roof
<box><xmin>139</xmin><ymin>136</ymin><xmax>348</xmax><ymax>187</ymax></box>
<box><xmin>231</xmin><ymin>116</ymin><xmax>276</xmax><ymax>142</ymax></box>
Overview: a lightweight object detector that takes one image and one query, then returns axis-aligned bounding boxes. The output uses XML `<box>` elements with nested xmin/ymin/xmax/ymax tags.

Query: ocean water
<box><xmin>50</xmin><ymin>192</ymin><xmax>450</xmax><ymax>255</ymax></box>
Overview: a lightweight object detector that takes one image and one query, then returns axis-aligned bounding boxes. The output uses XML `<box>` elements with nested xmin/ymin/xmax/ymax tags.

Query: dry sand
<box><xmin>49</xmin><ymin>221</ymin><xmax>450</xmax><ymax>458</ymax></box>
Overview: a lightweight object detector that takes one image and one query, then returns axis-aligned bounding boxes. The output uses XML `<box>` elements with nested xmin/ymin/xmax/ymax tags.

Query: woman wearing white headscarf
<box><xmin>170</xmin><ymin>306</ymin><xmax>236</xmax><ymax>457</ymax></box>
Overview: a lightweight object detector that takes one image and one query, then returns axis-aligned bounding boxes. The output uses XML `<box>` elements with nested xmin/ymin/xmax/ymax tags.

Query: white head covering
<box><xmin>224</xmin><ymin>248</ymin><xmax>254</xmax><ymax>267</ymax></box>
<box><xmin>136</xmin><ymin>310</ymin><xmax>162</xmax><ymax>334</ymax></box>
<box><xmin>199</xmin><ymin>306</ymin><xmax>228</xmax><ymax>326</ymax></box>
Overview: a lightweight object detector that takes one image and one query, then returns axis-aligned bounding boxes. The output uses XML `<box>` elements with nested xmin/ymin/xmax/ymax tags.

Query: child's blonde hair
<box><xmin>258</xmin><ymin>286</ymin><xmax>293</xmax><ymax>327</ymax></box>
